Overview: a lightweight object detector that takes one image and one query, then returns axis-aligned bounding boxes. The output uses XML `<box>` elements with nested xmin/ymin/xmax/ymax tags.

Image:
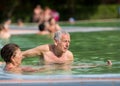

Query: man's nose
<box><xmin>66</xmin><ymin>42</ymin><xmax>69</xmax><ymax>47</ymax></box>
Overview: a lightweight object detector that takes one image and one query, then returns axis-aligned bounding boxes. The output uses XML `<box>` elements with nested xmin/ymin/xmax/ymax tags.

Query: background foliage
<box><xmin>0</xmin><ymin>0</ymin><xmax>120</xmax><ymax>22</ymax></box>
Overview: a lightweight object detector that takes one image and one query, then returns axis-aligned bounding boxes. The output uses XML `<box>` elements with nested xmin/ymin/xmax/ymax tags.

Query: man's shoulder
<box><xmin>66</xmin><ymin>50</ymin><xmax>74</xmax><ymax>60</ymax></box>
<box><xmin>66</xmin><ymin>50</ymin><xmax>73</xmax><ymax>54</ymax></box>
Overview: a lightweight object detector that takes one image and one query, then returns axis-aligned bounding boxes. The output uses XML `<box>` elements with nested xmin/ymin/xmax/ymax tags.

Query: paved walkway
<box><xmin>10</xmin><ymin>25</ymin><xmax>119</xmax><ymax>35</ymax></box>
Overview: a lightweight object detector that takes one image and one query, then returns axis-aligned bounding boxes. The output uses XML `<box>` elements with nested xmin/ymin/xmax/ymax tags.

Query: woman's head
<box><xmin>0</xmin><ymin>43</ymin><xmax>22</xmax><ymax>64</ymax></box>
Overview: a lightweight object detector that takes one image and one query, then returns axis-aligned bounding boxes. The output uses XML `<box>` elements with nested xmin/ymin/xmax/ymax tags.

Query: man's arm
<box><xmin>22</xmin><ymin>44</ymin><xmax>49</xmax><ymax>58</ymax></box>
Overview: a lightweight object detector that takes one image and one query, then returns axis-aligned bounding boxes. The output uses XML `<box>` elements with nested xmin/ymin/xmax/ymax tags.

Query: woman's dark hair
<box><xmin>0</xmin><ymin>43</ymin><xmax>19</xmax><ymax>63</ymax></box>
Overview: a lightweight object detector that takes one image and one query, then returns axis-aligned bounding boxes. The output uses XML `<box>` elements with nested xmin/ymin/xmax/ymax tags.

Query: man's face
<box><xmin>56</xmin><ymin>34</ymin><xmax>70</xmax><ymax>53</ymax></box>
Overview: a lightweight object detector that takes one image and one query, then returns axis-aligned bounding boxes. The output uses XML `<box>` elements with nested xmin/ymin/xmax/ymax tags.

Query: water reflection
<box><xmin>0</xmin><ymin>58</ymin><xmax>120</xmax><ymax>81</ymax></box>
<box><xmin>0</xmin><ymin>39</ymin><xmax>9</xmax><ymax>49</ymax></box>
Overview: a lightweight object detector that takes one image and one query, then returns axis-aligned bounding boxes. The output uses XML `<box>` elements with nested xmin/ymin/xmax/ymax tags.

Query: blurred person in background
<box><xmin>69</xmin><ymin>17</ymin><xmax>75</xmax><ymax>24</ymax></box>
<box><xmin>17</xmin><ymin>19</ymin><xmax>24</xmax><ymax>27</ymax></box>
<box><xmin>51</xmin><ymin>10</ymin><xmax>60</xmax><ymax>22</ymax></box>
<box><xmin>47</xmin><ymin>17</ymin><xmax>61</xmax><ymax>34</ymax></box>
<box><xmin>0</xmin><ymin>24</ymin><xmax>11</xmax><ymax>48</ymax></box>
<box><xmin>37</xmin><ymin>17</ymin><xmax>61</xmax><ymax>36</ymax></box>
<box><xmin>37</xmin><ymin>22</ymin><xmax>49</xmax><ymax>35</ymax></box>
<box><xmin>32</xmin><ymin>4</ymin><xmax>43</xmax><ymax>23</ymax></box>
<box><xmin>43</xmin><ymin>6</ymin><xmax>52</xmax><ymax>22</ymax></box>
<box><xmin>3</xmin><ymin>19</ymin><xmax>11</xmax><ymax>30</ymax></box>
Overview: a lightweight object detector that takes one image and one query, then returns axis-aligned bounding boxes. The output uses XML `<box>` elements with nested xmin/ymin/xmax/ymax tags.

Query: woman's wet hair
<box><xmin>0</xmin><ymin>43</ymin><xmax>19</xmax><ymax>63</ymax></box>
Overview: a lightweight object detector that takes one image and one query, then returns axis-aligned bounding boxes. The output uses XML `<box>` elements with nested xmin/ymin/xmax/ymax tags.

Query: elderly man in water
<box><xmin>22</xmin><ymin>30</ymin><xmax>74</xmax><ymax>64</ymax></box>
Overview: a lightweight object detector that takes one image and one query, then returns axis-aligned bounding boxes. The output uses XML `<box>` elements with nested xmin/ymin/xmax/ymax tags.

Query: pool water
<box><xmin>0</xmin><ymin>31</ymin><xmax>120</xmax><ymax>86</ymax></box>
<box><xmin>0</xmin><ymin>31</ymin><xmax>120</xmax><ymax>76</ymax></box>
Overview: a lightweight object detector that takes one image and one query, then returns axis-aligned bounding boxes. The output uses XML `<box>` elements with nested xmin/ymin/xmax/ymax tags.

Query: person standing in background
<box><xmin>0</xmin><ymin>24</ymin><xmax>11</xmax><ymax>48</ymax></box>
<box><xmin>3</xmin><ymin>19</ymin><xmax>11</xmax><ymax>30</ymax></box>
<box><xmin>32</xmin><ymin>5</ymin><xmax>43</xmax><ymax>23</ymax></box>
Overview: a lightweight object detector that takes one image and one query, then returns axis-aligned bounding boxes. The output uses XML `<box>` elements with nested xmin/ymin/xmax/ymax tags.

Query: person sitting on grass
<box><xmin>0</xmin><ymin>43</ymin><xmax>41</xmax><ymax>74</ymax></box>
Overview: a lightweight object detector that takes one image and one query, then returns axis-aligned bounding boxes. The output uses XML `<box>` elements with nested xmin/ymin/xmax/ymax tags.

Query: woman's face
<box><xmin>12</xmin><ymin>49</ymin><xmax>23</xmax><ymax>66</ymax></box>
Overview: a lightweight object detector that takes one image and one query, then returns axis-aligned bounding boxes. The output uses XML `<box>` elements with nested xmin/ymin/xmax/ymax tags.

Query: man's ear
<box><xmin>54</xmin><ymin>39</ymin><xmax>58</xmax><ymax>46</ymax></box>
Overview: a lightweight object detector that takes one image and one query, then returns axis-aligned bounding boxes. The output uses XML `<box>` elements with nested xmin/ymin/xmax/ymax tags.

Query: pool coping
<box><xmin>9</xmin><ymin>25</ymin><xmax>119</xmax><ymax>35</ymax></box>
<box><xmin>0</xmin><ymin>77</ymin><xmax>120</xmax><ymax>83</ymax></box>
